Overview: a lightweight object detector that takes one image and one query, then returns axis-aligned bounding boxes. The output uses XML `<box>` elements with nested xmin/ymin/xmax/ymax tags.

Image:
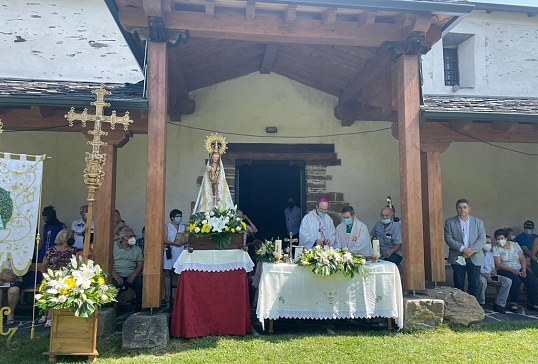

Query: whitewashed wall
<box><xmin>0</xmin><ymin>0</ymin><xmax>142</xmax><ymax>83</ymax></box>
<box><xmin>422</xmin><ymin>10</ymin><xmax>538</xmax><ymax>97</ymax></box>
<box><xmin>1</xmin><ymin>73</ymin><xmax>538</xmax><ymax>242</ymax></box>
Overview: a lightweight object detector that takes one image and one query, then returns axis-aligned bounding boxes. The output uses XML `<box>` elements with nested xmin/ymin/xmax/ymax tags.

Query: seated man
<box><xmin>370</xmin><ymin>207</ymin><xmax>402</xmax><ymax>265</ymax></box>
<box><xmin>112</xmin><ymin>228</ymin><xmax>144</xmax><ymax>312</ymax></box>
<box><xmin>299</xmin><ymin>198</ymin><xmax>336</xmax><ymax>249</ymax></box>
<box><xmin>334</xmin><ymin>206</ymin><xmax>372</xmax><ymax>256</ymax></box>
<box><xmin>478</xmin><ymin>235</ymin><xmax>511</xmax><ymax>313</ymax></box>
<box><xmin>516</xmin><ymin>220</ymin><xmax>538</xmax><ymax>277</ymax></box>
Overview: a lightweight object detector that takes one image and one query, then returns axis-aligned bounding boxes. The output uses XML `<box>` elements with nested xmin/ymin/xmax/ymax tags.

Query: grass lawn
<box><xmin>2</xmin><ymin>321</ymin><xmax>538</xmax><ymax>364</ymax></box>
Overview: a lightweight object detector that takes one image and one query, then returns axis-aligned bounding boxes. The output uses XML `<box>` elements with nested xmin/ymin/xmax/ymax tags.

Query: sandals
<box><xmin>37</xmin><ymin>316</ymin><xmax>48</xmax><ymax>324</ymax></box>
<box><xmin>6</xmin><ymin>318</ymin><xmax>16</xmax><ymax>326</ymax></box>
<box><xmin>44</xmin><ymin>320</ymin><xmax>52</xmax><ymax>328</ymax></box>
<box><xmin>509</xmin><ymin>304</ymin><xmax>520</xmax><ymax>312</ymax></box>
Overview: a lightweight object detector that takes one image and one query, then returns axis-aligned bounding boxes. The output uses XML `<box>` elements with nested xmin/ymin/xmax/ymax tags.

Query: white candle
<box><xmin>372</xmin><ymin>239</ymin><xmax>380</xmax><ymax>257</ymax></box>
<box><xmin>275</xmin><ymin>239</ymin><xmax>282</xmax><ymax>254</ymax></box>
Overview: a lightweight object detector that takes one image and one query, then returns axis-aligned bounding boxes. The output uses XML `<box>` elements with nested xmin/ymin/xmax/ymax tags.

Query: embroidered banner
<box><xmin>0</xmin><ymin>153</ymin><xmax>44</xmax><ymax>276</ymax></box>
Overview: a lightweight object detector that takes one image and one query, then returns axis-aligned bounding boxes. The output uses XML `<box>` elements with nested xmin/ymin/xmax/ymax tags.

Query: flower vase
<box><xmin>43</xmin><ymin>308</ymin><xmax>98</xmax><ymax>363</ymax></box>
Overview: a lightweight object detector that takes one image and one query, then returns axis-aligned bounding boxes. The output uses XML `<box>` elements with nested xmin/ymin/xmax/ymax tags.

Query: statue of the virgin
<box><xmin>193</xmin><ymin>133</ymin><xmax>234</xmax><ymax>212</ymax></box>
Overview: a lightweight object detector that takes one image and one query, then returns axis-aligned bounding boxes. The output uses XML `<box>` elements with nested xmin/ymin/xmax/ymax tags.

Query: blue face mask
<box><xmin>317</xmin><ymin>210</ymin><xmax>326</xmax><ymax>218</ymax></box>
<box><xmin>525</xmin><ymin>229</ymin><xmax>533</xmax><ymax>235</ymax></box>
<box><xmin>343</xmin><ymin>218</ymin><xmax>353</xmax><ymax>226</ymax></box>
<box><xmin>174</xmin><ymin>217</ymin><xmax>182</xmax><ymax>224</ymax></box>
<box><xmin>381</xmin><ymin>218</ymin><xmax>392</xmax><ymax>225</ymax></box>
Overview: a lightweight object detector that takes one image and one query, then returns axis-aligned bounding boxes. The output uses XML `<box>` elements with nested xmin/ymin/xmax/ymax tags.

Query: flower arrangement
<box><xmin>255</xmin><ymin>240</ymin><xmax>276</xmax><ymax>263</ymax></box>
<box><xmin>35</xmin><ymin>256</ymin><xmax>118</xmax><ymax>317</ymax></box>
<box><xmin>297</xmin><ymin>246</ymin><xmax>370</xmax><ymax>279</ymax></box>
<box><xmin>188</xmin><ymin>205</ymin><xmax>248</xmax><ymax>249</ymax></box>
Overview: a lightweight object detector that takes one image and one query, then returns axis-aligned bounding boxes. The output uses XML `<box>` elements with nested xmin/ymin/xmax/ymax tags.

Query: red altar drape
<box><xmin>170</xmin><ymin>269</ymin><xmax>251</xmax><ymax>338</ymax></box>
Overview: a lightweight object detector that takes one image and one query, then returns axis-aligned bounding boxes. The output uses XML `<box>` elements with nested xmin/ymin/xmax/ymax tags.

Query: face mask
<box><xmin>67</xmin><ymin>238</ymin><xmax>75</xmax><ymax>247</ymax></box>
<box><xmin>483</xmin><ymin>243</ymin><xmax>492</xmax><ymax>251</ymax></box>
<box><xmin>498</xmin><ymin>239</ymin><xmax>507</xmax><ymax>247</ymax></box>
<box><xmin>84</xmin><ymin>212</ymin><xmax>88</xmax><ymax>219</ymax></box>
<box><xmin>127</xmin><ymin>237</ymin><xmax>136</xmax><ymax>245</ymax></box>
<box><xmin>288</xmin><ymin>203</ymin><xmax>295</xmax><ymax>208</ymax></box>
<box><xmin>525</xmin><ymin>229</ymin><xmax>533</xmax><ymax>235</ymax></box>
<box><xmin>509</xmin><ymin>235</ymin><xmax>515</xmax><ymax>241</ymax></box>
<box><xmin>381</xmin><ymin>218</ymin><xmax>391</xmax><ymax>225</ymax></box>
<box><xmin>317</xmin><ymin>210</ymin><xmax>326</xmax><ymax>218</ymax></box>
<box><xmin>343</xmin><ymin>218</ymin><xmax>353</xmax><ymax>226</ymax></box>
<box><xmin>174</xmin><ymin>217</ymin><xmax>182</xmax><ymax>224</ymax></box>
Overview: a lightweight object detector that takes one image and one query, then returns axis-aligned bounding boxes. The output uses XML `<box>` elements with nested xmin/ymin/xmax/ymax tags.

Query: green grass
<box><xmin>2</xmin><ymin>321</ymin><xmax>538</xmax><ymax>364</ymax></box>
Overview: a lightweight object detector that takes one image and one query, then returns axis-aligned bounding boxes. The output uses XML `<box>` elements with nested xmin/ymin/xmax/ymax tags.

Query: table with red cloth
<box><xmin>170</xmin><ymin>249</ymin><xmax>255</xmax><ymax>338</ymax></box>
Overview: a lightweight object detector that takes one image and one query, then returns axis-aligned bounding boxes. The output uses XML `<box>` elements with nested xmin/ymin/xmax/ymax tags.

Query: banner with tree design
<box><xmin>0</xmin><ymin>154</ymin><xmax>44</xmax><ymax>276</ymax></box>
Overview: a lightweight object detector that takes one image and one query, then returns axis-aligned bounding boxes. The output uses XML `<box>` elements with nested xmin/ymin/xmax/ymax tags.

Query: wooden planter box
<box><xmin>44</xmin><ymin>309</ymin><xmax>98</xmax><ymax>363</ymax></box>
<box><xmin>189</xmin><ymin>234</ymin><xmax>244</xmax><ymax>250</ymax></box>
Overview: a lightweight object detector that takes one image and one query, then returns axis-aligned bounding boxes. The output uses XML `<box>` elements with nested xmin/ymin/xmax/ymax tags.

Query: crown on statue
<box><xmin>204</xmin><ymin>133</ymin><xmax>227</xmax><ymax>155</ymax></box>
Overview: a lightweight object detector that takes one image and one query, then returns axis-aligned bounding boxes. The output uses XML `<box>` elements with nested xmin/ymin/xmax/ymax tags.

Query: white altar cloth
<box><xmin>173</xmin><ymin>249</ymin><xmax>254</xmax><ymax>275</ymax></box>
<box><xmin>256</xmin><ymin>261</ymin><xmax>403</xmax><ymax>329</ymax></box>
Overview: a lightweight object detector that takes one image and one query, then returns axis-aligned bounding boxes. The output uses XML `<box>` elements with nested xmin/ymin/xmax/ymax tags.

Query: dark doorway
<box><xmin>236</xmin><ymin>161</ymin><xmax>303</xmax><ymax>241</ymax></box>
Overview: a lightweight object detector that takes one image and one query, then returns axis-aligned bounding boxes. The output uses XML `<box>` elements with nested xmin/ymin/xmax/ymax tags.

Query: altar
<box><xmin>170</xmin><ymin>249</ymin><xmax>254</xmax><ymax>338</ymax></box>
<box><xmin>256</xmin><ymin>261</ymin><xmax>403</xmax><ymax>330</ymax></box>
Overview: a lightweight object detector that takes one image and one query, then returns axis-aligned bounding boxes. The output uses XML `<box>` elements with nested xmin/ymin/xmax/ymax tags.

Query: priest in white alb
<box><xmin>299</xmin><ymin>198</ymin><xmax>336</xmax><ymax>248</ymax></box>
<box><xmin>334</xmin><ymin>206</ymin><xmax>372</xmax><ymax>256</ymax></box>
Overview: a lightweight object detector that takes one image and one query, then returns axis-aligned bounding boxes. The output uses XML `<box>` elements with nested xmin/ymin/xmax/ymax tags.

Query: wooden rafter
<box><xmin>260</xmin><ymin>43</ymin><xmax>280</xmax><ymax>74</ymax></box>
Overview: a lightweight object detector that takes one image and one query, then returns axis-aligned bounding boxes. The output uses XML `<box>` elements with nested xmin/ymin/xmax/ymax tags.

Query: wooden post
<box><xmin>86</xmin><ymin>132</ymin><xmax>130</xmax><ymax>275</ymax></box>
<box><xmin>94</xmin><ymin>144</ymin><xmax>117</xmax><ymax>275</ymax></box>
<box><xmin>396</xmin><ymin>54</ymin><xmax>425</xmax><ymax>291</ymax></box>
<box><xmin>420</xmin><ymin>142</ymin><xmax>450</xmax><ymax>284</ymax></box>
<box><xmin>144</xmin><ymin>41</ymin><xmax>168</xmax><ymax>309</ymax></box>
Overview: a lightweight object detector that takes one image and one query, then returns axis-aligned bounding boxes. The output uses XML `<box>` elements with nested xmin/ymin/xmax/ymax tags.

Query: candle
<box><xmin>275</xmin><ymin>239</ymin><xmax>282</xmax><ymax>254</ymax></box>
<box><xmin>372</xmin><ymin>239</ymin><xmax>380</xmax><ymax>257</ymax></box>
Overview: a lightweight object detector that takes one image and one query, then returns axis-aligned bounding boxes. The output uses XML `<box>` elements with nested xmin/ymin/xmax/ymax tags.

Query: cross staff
<box><xmin>284</xmin><ymin>232</ymin><xmax>298</xmax><ymax>253</ymax></box>
<box><xmin>65</xmin><ymin>85</ymin><xmax>133</xmax><ymax>260</ymax></box>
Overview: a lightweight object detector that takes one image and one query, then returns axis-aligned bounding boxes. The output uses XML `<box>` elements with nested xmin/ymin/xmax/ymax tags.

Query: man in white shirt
<box><xmin>70</xmin><ymin>205</ymin><xmax>94</xmax><ymax>250</ymax></box>
<box><xmin>478</xmin><ymin>236</ymin><xmax>511</xmax><ymax>314</ymax></box>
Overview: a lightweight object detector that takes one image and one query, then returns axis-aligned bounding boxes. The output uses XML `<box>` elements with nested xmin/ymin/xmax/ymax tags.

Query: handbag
<box><xmin>165</xmin><ymin>245</ymin><xmax>173</xmax><ymax>260</ymax></box>
<box><xmin>0</xmin><ymin>269</ymin><xmax>18</xmax><ymax>282</ymax></box>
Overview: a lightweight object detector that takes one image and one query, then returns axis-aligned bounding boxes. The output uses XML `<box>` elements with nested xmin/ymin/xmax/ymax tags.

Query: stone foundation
<box><xmin>403</xmin><ymin>297</ymin><xmax>445</xmax><ymax>331</ymax></box>
<box><xmin>122</xmin><ymin>312</ymin><xmax>170</xmax><ymax>350</ymax></box>
<box><xmin>97</xmin><ymin>307</ymin><xmax>116</xmax><ymax>337</ymax></box>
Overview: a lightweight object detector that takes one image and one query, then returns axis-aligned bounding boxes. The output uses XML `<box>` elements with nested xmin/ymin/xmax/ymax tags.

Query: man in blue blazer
<box><xmin>444</xmin><ymin>199</ymin><xmax>486</xmax><ymax>301</ymax></box>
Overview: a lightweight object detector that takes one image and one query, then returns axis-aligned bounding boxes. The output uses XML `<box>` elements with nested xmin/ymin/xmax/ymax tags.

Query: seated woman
<box><xmin>493</xmin><ymin>228</ymin><xmax>538</xmax><ymax>312</ymax></box>
<box><xmin>40</xmin><ymin>229</ymin><xmax>78</xmax><ymax>328</ymax></box>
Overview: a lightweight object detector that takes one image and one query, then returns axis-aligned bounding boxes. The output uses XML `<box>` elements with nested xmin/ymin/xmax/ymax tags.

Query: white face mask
<box><xmin>498</xmin><ymin>239</ymin><xmax>507</xmax><ymax>247</ymax></box>
<box><xmin>84</xmin><ymin>212</ymin><xmax>88</xmax><ymax>219</ymax></box>
<box><xmin>127</xmin><ymin>237</ymin><xmax>136</xmax><ymax>245</ymax></box>
<box><xmin>483</xmin><ymin>243</ymin><xmax>492</xmax><ymax>251</ymax></box>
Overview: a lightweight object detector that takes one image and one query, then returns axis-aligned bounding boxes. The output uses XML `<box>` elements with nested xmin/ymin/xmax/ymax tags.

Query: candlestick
<box><xmin>275</xmin><ymin>238</ymin><xmax>282</xmax><ymax>254</ymax></box>
<box><xmin>372</xmin><ymin>238</ymin><xmax>380</xmax><ymax>257</ymax></box>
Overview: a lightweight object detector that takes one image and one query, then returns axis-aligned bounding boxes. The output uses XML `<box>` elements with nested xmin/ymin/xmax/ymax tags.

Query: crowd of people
<box><xmin>445</xmin><ymin>199</ymin><xmax>538</xmax><ymax>314</ymax></box>
<box><xmin>4</xmin><ymin>196</ymin><xmax>538</xmax><ymax>326</ymax></box>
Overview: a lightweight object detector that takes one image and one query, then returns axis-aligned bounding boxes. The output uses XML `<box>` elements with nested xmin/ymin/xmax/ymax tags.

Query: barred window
<box><xmin>443</xmin><ymin>48</ymin><xmax>459</xmax><ymax>86</ymax></box>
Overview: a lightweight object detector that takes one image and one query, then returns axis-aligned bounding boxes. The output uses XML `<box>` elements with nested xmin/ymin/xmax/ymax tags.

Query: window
<box><xmin>443</xmin><ymin>47</ymin><xmax>459</xmax><ymax>86</ymax></box>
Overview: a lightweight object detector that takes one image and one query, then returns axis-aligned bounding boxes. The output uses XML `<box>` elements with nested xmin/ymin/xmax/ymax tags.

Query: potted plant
<box><xmin>35</xmin><ymin>256</ymin><xmax>118</xmax><ymax>363</ymax></box>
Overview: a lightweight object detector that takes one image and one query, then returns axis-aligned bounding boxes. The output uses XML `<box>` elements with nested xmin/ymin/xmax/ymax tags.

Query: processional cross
<box><xmin>65</xmin><ymin>85</ymin><xmax>133</xmax><ymax>259</ymax></box>
<box><xmin>284</xmin><ymin>232</ymin><xmax>298</xmax><ymax>254</ymax></box>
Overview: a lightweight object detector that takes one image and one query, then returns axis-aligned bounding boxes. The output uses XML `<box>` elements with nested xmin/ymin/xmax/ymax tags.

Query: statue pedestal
<box><xmin>189</xmin><ymin>234</ymin><xmax>244</xmax><ymax>250</ymax></box>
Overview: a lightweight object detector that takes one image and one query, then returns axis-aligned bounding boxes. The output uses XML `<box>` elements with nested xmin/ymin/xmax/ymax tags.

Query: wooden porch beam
<box><xmin>338</xmin><ymin>48</ymin><xmax>392</xmax><ymax>106</ymax></box>
<box><xmin>144</xmin><ymin>41</ymin><xmax>168</xmax><ymax>309</ymax></box>
<box><xmin>0</xmin><ymin>108</ymin><xmax>149</xmax><ymax>133</ymax></box>
<box><xmin>422</xmin><ymin>121</ymin><xmax>538</xmax><ymax>143</ymax></box>
<box><xmin>260</xmin><ymin>43</ymin><xmax>279</xmax><ymax>74</ymax></box>
<box><xmin>357</xmin><ymin>11</ymin><xmax>376</xmax><ymax>27</ymax></box>
<box><xmin>397</xmin><ymin>54</ymin><xmax>425</xmax><ymax>291</ymax></box>
<box><xmin>449</xmin><ymin>119</ymin><xmax>473</xmax><ymax>131</ymax></box>
<box><xmin>492</xmin><ymin>121</ymin><xmax>519</xmax><ymax>132</ymax></box>
<box><xmin>321</xmin><ymin>8</ymin><xmax>336</xmax><ymax>26</ymax></box>
<box><xmin>30</xmin><ymin>105</ymin><xmax>55</xmax><ymax>118</ymax></box>
<box><xmin>118</xmin><ymin>7</ymin><xmax>405</xmax><ymax>47</ymax></box>
<box><xmin>284</xmin><ymin>5</ymin><xmax>297</xmax><ymax>24</ymax></box>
